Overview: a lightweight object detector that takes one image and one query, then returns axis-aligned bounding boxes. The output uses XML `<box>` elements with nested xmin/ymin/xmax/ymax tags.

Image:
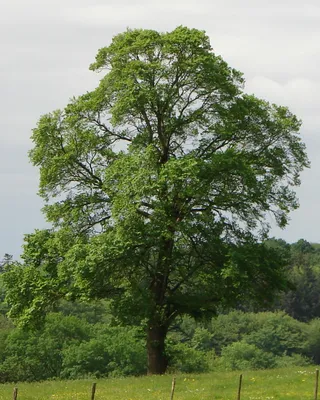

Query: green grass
<box><xmin>0</xmin><ymin>366</ymin><xmax>319</xmax><ymax>400</ymax></box>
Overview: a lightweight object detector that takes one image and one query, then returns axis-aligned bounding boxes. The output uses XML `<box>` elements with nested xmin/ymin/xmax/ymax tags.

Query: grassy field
<box><xmin>0</xmin><ymin>366</ymin><xmax>319</xmax><ymax>400</ymax></box>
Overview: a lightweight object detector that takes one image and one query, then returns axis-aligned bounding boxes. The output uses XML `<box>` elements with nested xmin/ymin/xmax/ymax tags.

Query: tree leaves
<box><xmin>4</xmin><ymin>27</ymin><xmax>309</xmax><ymax>370</ymax></box>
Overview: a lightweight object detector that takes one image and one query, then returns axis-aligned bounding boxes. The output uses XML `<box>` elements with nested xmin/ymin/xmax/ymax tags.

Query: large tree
<box><xmin>4</xmin><ymin>27</ymin><xmax>309</xmax><ymax>374</ymax></box>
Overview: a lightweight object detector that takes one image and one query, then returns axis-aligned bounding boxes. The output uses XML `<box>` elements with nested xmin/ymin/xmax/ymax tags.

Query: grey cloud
<box><xmin>1</xmin><ymin>0</ymin><xmax>319</xmax><ymax>258</ymax></box>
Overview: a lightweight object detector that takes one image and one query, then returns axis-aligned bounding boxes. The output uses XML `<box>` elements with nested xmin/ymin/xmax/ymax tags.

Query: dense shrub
<box><xmin>0</xmin><ymin>313</ymin><xmax>92</xmax><ymax>382</ymax></box>
<box><xmin>209</xmin><ymin>311</ymin><xmax>259</xmax><ymax>354</ymax></box>
<box><xmin>274</xmin><ymin>353</ymin><xmax>311</xmax><ymax>368</ymax></box>
<box><xmin>167</xmin><ymin>342</ymin><xmax>210</xmax><ymax>373</ymax></box>
<box><xmin>244</xmin><ymin>312</ymin><xmax>307</xmax><ymax>356</ymax></box>
<box><xmin>62</xmin><ymin>326</ymin><xmax>146</xmax><ymax>378</ymax></box>
<box><xmin>0</xmin><ymin>305</ymin><xmax>317</xmax><ymax>381</ymax></box>
<box><xmin>304</xmin><ymin>318</ymin><xmax>320</xmax><ymax>363</ymax></box>
<box><xmin>220</xmin><ymin>342</ymin><xmax>276</xmax><ymax>370</ymax></box>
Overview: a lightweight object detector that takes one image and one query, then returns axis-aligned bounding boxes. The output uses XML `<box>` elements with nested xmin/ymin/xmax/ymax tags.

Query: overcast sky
<box><xmin>1</xmin><ymin>0</ymin><xmax>319</xmax><ymax>258</ymax></box>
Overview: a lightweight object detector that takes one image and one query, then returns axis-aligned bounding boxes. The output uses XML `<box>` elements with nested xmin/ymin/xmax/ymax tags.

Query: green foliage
<box><xmin>177</xmin><ymin>311</ymin><xmax>310</xmax><ymax>364</ymax></box>
<box><xmin>0</xmin><ymin>309</ymin><xmax>147</xmax><ymax>382</ymax></box>
<box><xmin>304</xmin><ymin>319</ymin><xmax>320</xmax><ymax>364</ymax></box>
<box><xmin>220</xmin><ymin>341</ymin><xmax>309</xmax><ymax>371</ymax></box>
<box><xmin>0</xmin><ymin>313</ymin><xmax>91</xmax><ymax>382</ymax></box>
<box><xmin>209</xmin><ymin>311</ymin><xmax>259</xmax><ymax>354</ymax></box>
<box><xmin>62</xmin><ymin>326</ymin><xmax>146</xmax><ymax>378</ymax></box>
<box><xmin>244</xmin><ymin>312</ymin><xmax>307</xmax><ymax>356</ymax></box>
<box><xmin>4</xmin><ymin>26</ymin><xmax>309</xmax><ymax>373</ymax></box>
<box><xmin>274</xmin><ymin>353</ymin><xmax>311</xmax><ymax>368</ymax></box>
<box><xmin>0</xmin><ymin>305</ymin><xmax>318</xmax><ymax>382</ymax></box>
<box><xmin>170</xmin><ymin>310</ymin><xmax>313</xmax><ymax>373</ymax></box>
<box><xmin>221</xmin><ymin>341</ymin><xmax>276</xmax><ymax>370</ymax></box>
<box><xmin>57</xmin><ymin>300</ymin><xmax>112</xmax><ymax>325</ymax></box>
<box><xmin>191</xmin><ymin>327</ymin><xmax>213</xmax><ymax>351</ymax></box>
<box><xmin>276</xmin><ymin>239</ymin><xmax>320</xmax><ymax>321</ymax></box>
<box><xmin>167</xmin><ymin>342</ymin><xmax>210</xmax><ymax>373</ymax></box>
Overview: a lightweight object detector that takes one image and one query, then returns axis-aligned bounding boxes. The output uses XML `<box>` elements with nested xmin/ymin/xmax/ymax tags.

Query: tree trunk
<box><xmin>147</xmin><ymin>323</ymin><xmax>168</xmax><ymax>374</ymax></box>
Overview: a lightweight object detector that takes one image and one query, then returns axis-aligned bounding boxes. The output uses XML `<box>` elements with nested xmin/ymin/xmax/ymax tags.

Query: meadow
<box><xmin>0</xmin><ymin>366</ymin><xmax>319</xmax><ymax>400</ymax></box>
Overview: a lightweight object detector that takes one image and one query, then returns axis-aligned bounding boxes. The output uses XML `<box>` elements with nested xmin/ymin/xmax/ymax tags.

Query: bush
<box><xmin>305</xmin><ymin>318</ymin><xmax>320</xmax><ymax>364</ymax></box>
<box><xmin>61</xmin><ymin>326</ymin><xmax>146</xmax><ymax>378</ymax></box>
<box><xmin>209</xmin><ymin>311</ymin><xmax>261</xmax><ymax>354</ymax></box>
<box><xmin>244</xmin><ymin>312</ymin><xmax>307</xmax><ymax>356</ymax></box>
<box><xmin>191</xmin><ymin>327</ymin><xmax>213</xmax><ymax>351</ymax></box>
<box><xmin>221</xmin><ymin>341</ymin><xmax>276</xmax><ymax>371</ymax></box>
<box><xmin>0</xmin><ymin>307</ymin><xmax>315</xmax><ymax>382</ymax></box>
<box><xmin>0</xmin><ymin>313</ymin><xmax>92</xmax><ymax>382</ymax></box>
<box><xmin>275</xmin><ymin>353</ymin><xmax>311</xmax><ymax>368</ymax></box>
<box><xmin>167</xmin><ymin>342</ymin><xmax>210</xmax><ymax>373</ymax></box>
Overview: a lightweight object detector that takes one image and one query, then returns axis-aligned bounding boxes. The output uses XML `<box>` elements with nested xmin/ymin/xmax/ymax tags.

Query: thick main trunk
<box><xmin>147</xmin><ymin>324</ymin><xmax>168</xmax><ymax>374</ymax></box>
<box><xmin>146</xmin><ymin>198</ymin><xmax>174</xmax><ymax>375</ymax></box>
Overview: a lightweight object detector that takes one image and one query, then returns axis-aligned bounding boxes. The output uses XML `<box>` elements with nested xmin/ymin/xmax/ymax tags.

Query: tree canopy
<box><xmin>4</xmin><ymin>26</ymin><xmax>309</xmax><ymax>374</ymax></box>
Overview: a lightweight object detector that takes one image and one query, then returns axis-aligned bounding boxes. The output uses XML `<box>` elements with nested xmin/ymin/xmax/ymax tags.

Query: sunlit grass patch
<box><xmin>0</xmin><ymin>366</ymin><xmax>319</xmax><ymax>399</ymax></box>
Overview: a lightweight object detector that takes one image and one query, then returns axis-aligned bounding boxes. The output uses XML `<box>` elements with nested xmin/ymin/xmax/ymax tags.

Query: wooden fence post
<box><xmin>315</xmin><ymin>369</ymin><xmax>319</xmax><ymax>400</ymax></box>
<box><xmin>170</xmin><ymin>377</ymin><xmax>176</xmax><ymax>400</ymax></box>
<box><xmin>91</xmin><ymin>383</ymin><xmax>97</xmax><ymax>400</ymax></box>
<box><xmin>13</xmin><ymin>387</ymin><xmax>18</xmax><ymax>400</ymax></box>
<box><xmin>237</xmin><ymin>374</ymin><xmax>243</xmax><ymax>400</ymax></box>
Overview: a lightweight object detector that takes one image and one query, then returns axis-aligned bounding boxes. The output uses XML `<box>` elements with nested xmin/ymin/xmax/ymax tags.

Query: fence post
<box><xmin>315</xmin><ymin>369</ymin><xmax>319</xmax><ymax>400</ymax></box>
<box><xmin>13</xmin><ymin>387</ymin><xmax>18</xmax><ymax>400</ymax></box>
<box><xmin>170</xmin><ymin>377</ymin><xmax>176</xmax><ymax>400</ymax></box>
<box><xmin>91</xmin><ymin>383</ymin><xmax>97</xmax><ymax>400</ymax></box>
<box><xmin>237</xmin><ymin>374</ymin><xmax>243</xmax><ymax>400</ymax></box>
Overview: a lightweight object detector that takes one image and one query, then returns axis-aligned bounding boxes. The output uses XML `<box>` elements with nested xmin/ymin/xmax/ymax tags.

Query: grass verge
<box><xmin>0</xmin><ymin>366</ymin><xmax>318</xmax><ymax>400</ymax></box>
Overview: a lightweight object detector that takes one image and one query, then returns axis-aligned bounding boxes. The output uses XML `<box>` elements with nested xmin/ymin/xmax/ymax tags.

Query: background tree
<box><xmin>0</xmin><ymin>254</ymin><xmax>14</xmax><ymax>316</ymax></box>
<box><xmin>275</xmin><ymin>239</ymin><xmax>320</xmax><ymax>321</ymax></box>
<box><xmin>4</xmin><ymin>26</ymin><xmax>309</xmax><ymax>374</ymax></box>
<box><xmin>0</xmin><ymin>254</ymin><xmax>13</xmax><ymax>273</ymax></box>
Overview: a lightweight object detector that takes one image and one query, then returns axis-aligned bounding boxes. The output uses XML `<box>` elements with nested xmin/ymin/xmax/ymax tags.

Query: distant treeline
<box><xmin>266</xmin><ymin>238</ymin><xmax>320</xmax><ymax>321</ymax></box>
